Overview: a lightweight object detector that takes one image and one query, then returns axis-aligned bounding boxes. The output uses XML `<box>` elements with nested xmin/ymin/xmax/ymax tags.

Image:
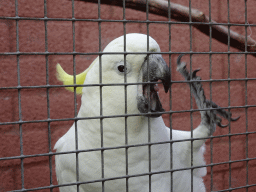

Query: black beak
<box><xmin>137</xmin><ymin>54</ymin><xmax>170</xmax><ymax>117</ymax></box>
<box><xmin>142</xmin><ymin>54</ymin><xmax>170</xmax><ymax>93</ymax></box>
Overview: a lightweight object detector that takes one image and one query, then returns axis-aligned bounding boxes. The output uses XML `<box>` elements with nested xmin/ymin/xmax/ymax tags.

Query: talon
<box><xmin>177</xmin><ymin>54</ymin><xmax>185</xmax><ymax>66</ymax></box>
<box><xmin>216</xmin><ymin>109</ymin><xmax>231</xmax><ymax>119</ymax></box>
<box><xmin>215</xmin><ymin>116</ymin><xmax>229</xmax><ymax>128</ymax></box>
<box><xmin>218</xmin><ymin>122</ymin><xmax>229</xmax><ymax>128</ymax></box>
<box><xmin>231</xmin><ymin>116</ymin><xmax>240</xmax><ymax>121</ymax></box>
<box><xmin>192</xmin><ymin>69</ymin><xmax>201</xmax><ymax>78</ymax></box>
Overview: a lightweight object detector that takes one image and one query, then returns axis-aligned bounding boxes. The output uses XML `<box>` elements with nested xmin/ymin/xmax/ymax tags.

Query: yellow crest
<box><xmin>56</xmin><ymin>60</ymin><xmax>96</xmax><ymax>94</ymax></box>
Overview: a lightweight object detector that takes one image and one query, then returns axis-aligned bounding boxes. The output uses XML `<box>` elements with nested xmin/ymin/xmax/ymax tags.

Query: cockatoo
<box><xmin>54</xmin><ymin>33</ymin><xmax>239</xmax><ymax>192</ymax></box>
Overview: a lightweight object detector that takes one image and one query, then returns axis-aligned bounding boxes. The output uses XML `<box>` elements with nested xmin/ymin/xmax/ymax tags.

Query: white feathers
<box><xmin>54</xmin><ymin>33</ymin><xmax>207</xmax><ymax>192</ymax></box>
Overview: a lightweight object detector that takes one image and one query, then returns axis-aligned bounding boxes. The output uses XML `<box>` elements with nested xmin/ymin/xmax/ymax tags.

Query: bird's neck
<box><xmin>76</xmin><ymin>91</ymin><xmax>167</xmax><ymax>147</ymax></box>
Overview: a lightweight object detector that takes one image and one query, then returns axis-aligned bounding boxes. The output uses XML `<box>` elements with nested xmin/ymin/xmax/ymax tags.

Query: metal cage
<box><xmin>0</xmin><ymin>0</ymin><xmax>256</xmax><ymax>191</ymax></box>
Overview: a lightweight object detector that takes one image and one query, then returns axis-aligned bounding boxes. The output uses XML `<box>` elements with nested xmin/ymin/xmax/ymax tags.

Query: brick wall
<box><xmin>0</xmin><ymin>0</ymin><xmax>256</xmax><ymax>191</ymax></box>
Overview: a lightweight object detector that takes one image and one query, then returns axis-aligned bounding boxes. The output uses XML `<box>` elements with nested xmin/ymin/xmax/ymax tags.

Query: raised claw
<box><xmin>177</xmin><ymin>54</ymin><xmax>185</xmax><ymax>66</ymax></box>
<box><xmin>192</xmin><ymin>69</ymin><xmax>201</xmax><ymax>78</ymax></box>
<box><xmin>176</xmin><ymin>54</ymin><xmax>240</xmax><ymax>131</ymax></box>
<box><xmin>217</xmin><ymin>122</ymin><xmax>229</xmax><ymax>128</ymax></box>
<box><xmin>231</xmin><ymin>116</ymin><xmax>240</xmax><ymax>121</ymax></box>
<box><xmin>215</xmin><ymin>115</ymin><xmax>229</xmax><ymax>128</ymax></box>
<box><xmin>205</xmin><ymin>100</ymin><xmax>240</xmax><ymax>124</ymax></box>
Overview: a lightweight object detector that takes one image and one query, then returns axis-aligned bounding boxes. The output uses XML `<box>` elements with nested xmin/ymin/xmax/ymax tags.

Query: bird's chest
<box><xmin>77</xmin><ymin>143</ymin><xmax>171</xmax><ymax>192</ymax></box>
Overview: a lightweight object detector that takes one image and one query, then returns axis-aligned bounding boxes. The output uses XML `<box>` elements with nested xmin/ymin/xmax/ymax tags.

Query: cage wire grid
<box><xmin>0</xmin><ymin>0</ymin><xmax>256</xmax><ymax>191</ymax></box>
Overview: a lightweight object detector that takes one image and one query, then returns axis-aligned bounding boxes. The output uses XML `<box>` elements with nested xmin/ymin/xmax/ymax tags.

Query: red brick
<box><xmin>211</xmin><ymin>138</ymin><xmax>230</xmax><ymax>165</ymax></box>
<box><xmin>149</xmin><ymin>24</ymin><xmax>171</xmax><ymax>52</ymax></box>
<box><xmin>169</xmin><ymin>112</ymin><xmax>192</xmax><ymax>132</ymax></box>
<box><xmin>205</xmin><ymin>162</ymin><xmax>248</xmax><ymax>191</ymax></box>
<box><xmin>19</xmin><ymin>20</ymin><xmax>45</xmax><ymax>53</ymax></box>
<box><xmin>75</xmin><ymin>21</ymin><xmax>100</xmax><ymax>52</ymax></box>
<box><xmin>0</xmin><ymin>21</ymin><xmax>15</xmax><ymax>52</ymax></box>
<box><xmin>247</xmin><ymin>1</ymin><xmax>256</xmax><ymax>24</ymax></box>
<box><xmin>0</xmin><ymin>57</ymin><xmax>17</xmax><ymax>86</ymax></box>
<box><xmin>20</xmin><ymin>90</ymin><xmax>48</xmax><ymax>121</ymax></box>
<box><xmin>0</xmin><ymin>158</ymin><xmax>57</xmax><ymax>191</ymax></box>
<box><xmin>205</xmin><ymin>136</ymin><xmax>246</xmax><ymax>166</ymax></box>
<box><xmin>247</xmin><ymin>108</ymin><xmax>256</xmax><ymax>133</ymax></box>
<box><xmin>230</xmin><ymin>82</ymin><xmax>246</xmax><ymax>106</ymax></box>
<box><xmin>248</xmin><ymin>81</ymin><xmax>256</xmax><ymax>106</ymax></box>
<box><xmin>20</xmin><ymin>55</ymin><xmax>46</xmax><ymax>86</ymax></box>
<box><xmin>23</xmin><ymin>127</ymin><xmax>49</xmax><ymax>156</ymax></box>
<box><xmin>248</xmin><ymin>160</ymin><xmax>256</xmax><ymax>186</ymax></box>
<box><xmin>47</xmin><ymin>0</ymin><xmax>72</xmax><ymax>18</ymax></box>
<box><xmin>101</xmin><ymin>22</ymin><xmax>125</xmax><ymax>49</ymax></box>
<box><xmin>170</xmin><ymin>82</ymin><xmax>191</xmax><ymax>111</ymax></box>
<box><xmin>0</xmin><ymin>90</ymin><xmax>19</xmax><ymax>123</ymax></box>
<box><xmin>219</xmin><ymin>0</ymin><xmax>256</xmax><ymax>24</ymax></box>
<box><xmin>0</xmin><ymin>132</ymin><xmax>20</xmax><ymax>158</ymax></box>
<box><xmin>230</xmin><ymin>135</ymin><xmax>247</xmax><ymax>161</ymax></box>
<box><xmin>126</xmin><ymin>5</ymin><xmax>146</xmax><ymax>21</ymax></box>
<box><xmin>249</xmin><ymin>187</ymin><xmax>256</xmax><ymax>192</ymax></box>
<box><xmin>220</xmin><ymin>1</ymin><xmax>245</xmax><ymax>24</ymax></box>
<box><xmin>170</xmin><ymin>24</ymin><xmax>191</xmax><ymax>52</ymax></box>
<box><xmin>211</xmin><ymin>82</ymin><xmax>229</xmax><ymax>106</ymax></box>
<box><xmin>223</xmin><ymin>164</ymin><xmax>247</xmax><ymax>191</ymax></box>
<box><xmin>0</xmin><ymin>164</ymin><xmax>22</xmax><ymax>191</ymax></box>
<box><xmin>74</xmin><ymin>1</ymin><xmax>98</xmax><ymax>19</ymax></box>
<box><xmin>204</xmin><ymin>149</ymin><xmax>248</xmax><ymax>191</ymax></box>
<box><xmin>248</xmin><ymin>134</ymin><xmax>256</xmax><ymax>159</ymax></box>
<box><xmin>0</xmin><ymin>0</ymin><xmax>15</xmax><ymax>17</ymax></box>
<box><xmin>206</xmin><ymin>167</ymin><xmax>226</xmax><ymax>191</ymax></box>
<box><xmin>23</xmin><ymin>161</ymin><xmax>57</xmax><ymax>191</ymax></box>
<box><xmin>100</xmin><ymin>3</ymin><xmax>123</xmax><ymax>20</ymax></box>
<box><xmin>19</xmin><ymin>0</ymin><xmax>44</xmax><ymax>18</ymax></box>
<box><xmin>0</xmin><ymin>21</ymin><xmax>16</xmax><ymax>52</ymax></box>
<box><xmin>248</xmin><ymin>55</ymin><xmax>256</xmax><ymax>78</ymax></box>
<box><xmin>229</xmin><ymin>110</ymin><xmax>247</xmax><ymax>134</ymax></box>
<box><xmin>47</xmin><ymin>21</ymin><xmax>73</xmax><ymax>53</ymax></box>
<box><xmin>49</xmin><ymin>88</ymin><xmax>77</xmax><ymax>120</ymax></box>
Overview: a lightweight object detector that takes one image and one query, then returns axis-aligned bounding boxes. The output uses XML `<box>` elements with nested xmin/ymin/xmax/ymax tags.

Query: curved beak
<box><xmin>141</xmin><ymin>54</ymin><xmax>170</xmax><ymax>93</ymax></box>
<box><xmin>137</xmin><ymin>54</ymin><xmax>170</xmax><ymax>117</ymax></box>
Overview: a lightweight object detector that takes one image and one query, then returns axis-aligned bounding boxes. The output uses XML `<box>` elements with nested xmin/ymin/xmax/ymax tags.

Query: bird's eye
<box><xmin>118</xmin><ymin>65</ymin><xmax>126</xmax><ymax>72</ymax></box>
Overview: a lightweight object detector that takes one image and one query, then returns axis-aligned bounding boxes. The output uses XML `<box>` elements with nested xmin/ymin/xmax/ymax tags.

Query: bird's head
<box><xmin>57</xmin><ymin>33</ymin><xmax>170</xmax><ymax>117</ymax></box>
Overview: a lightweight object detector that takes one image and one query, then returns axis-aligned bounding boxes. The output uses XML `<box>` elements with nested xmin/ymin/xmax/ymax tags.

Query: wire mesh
<box><xmin>0</xmin><ymin>0</ymin><xmax>255</xmax><ymax>192</ymax></box>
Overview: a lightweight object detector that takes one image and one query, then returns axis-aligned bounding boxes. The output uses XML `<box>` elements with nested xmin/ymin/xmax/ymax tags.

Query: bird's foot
<box><xmin>177</xmin><ymin>54</ymin><xmax>240</xmax><ymax>135</ymax></box>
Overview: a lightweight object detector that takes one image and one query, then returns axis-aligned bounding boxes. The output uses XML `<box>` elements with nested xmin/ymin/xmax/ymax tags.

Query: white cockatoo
<box><xmin>54</xmin><ymin>33</ymin><xmax>239</xmax><ymax>192</ymax></box>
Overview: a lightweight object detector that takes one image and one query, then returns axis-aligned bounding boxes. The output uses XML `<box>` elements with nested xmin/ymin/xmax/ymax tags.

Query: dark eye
<box><xmin>118</xmin><ymin>65</ymin><xmax>126</xmax><ymax>72</ymax></box>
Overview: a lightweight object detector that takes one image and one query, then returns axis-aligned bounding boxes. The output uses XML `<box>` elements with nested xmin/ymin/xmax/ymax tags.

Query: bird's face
<box><xmin>85</xmin><ymin>33</ymin><xmax>170</xmax><ymax>117</ymax></box>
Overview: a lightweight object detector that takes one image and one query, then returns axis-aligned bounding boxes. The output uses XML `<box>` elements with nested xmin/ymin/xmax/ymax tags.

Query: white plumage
<box><xmin>54</xmin><ymin>33</ymin><xmax>222</xmax><ymax>192</ymax></box>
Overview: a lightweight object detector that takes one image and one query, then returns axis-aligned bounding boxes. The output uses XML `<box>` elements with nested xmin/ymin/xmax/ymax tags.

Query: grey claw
<box><xmin>176</xmin><ymin>54</ymin><xmax>240</xmax><ymax>132</ymax></box>
<box><xmin>218</xmin><ymin>122</ymin><xmax>229</xmax><ymax>128</ymax></box>
<box><xmin>192</xmin><ymin>69</ymin><xmax>201</xmax><ymax>78</ymax></box>
<box><xmin>231</xmin><ymin>116</ymin><xmax>240</xmax><ymax>121</ymax></box>
<box><xmin>177</xmin><ymin>54</ymin><xmax>185</xmax><ymax>66</ymax></box>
